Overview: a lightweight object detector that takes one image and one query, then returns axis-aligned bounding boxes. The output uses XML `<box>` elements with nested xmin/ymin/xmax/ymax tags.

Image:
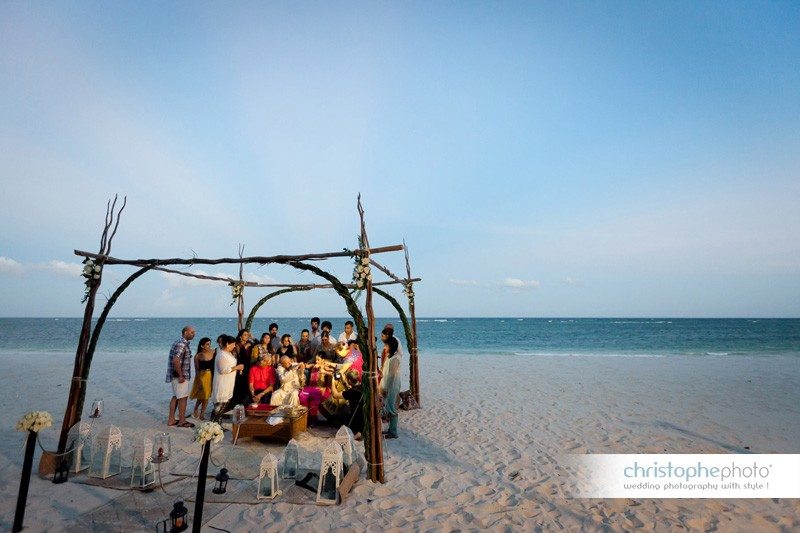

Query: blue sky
<box><xmin>1</xmin><ymin>1</ymin><xmax>798</xmax><ymax>317</ymax></box>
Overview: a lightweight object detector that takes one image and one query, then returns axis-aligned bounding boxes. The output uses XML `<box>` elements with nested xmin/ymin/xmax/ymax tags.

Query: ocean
<box><xmin>0</xmin><ymin>317</ymin><xmax>798</xmax><ymax>357</ymax></box>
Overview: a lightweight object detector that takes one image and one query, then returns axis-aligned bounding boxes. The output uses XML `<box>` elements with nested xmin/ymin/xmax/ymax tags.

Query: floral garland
<box><xmin>229</xmin><ymin>282</ymin><xmax>244</xmax><ymax>306</ymax></box>
<box><xmin>81</xmin><ymin>258</ymin><xmax>102</xmax><ymax>302</ymax></box>
<box><xmin>353</xmin><ymin>255</ymin><xmax>372</xmax><ymax>290</ymax></box>
<box><xmin>194</xmin><ymin>421</ymin><xmax>224</xmax><ymax>445</ymax></box>
<box><xmin>16</xmin><ymin>411</ymin><xmax>53</xmax><ymax>433</ymax></box>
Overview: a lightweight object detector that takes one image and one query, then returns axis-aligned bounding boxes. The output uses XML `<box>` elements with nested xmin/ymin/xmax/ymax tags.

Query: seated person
<box><xmin>299</xmin><ymin>373</ymin><xmax>333</xmax><ymax>426</ymax></box>
<box><xmin>248</xmin><ymin>354</ymin><xmax>276</xmax><ymax>406</ymax></box>
<box><xmin>270</xmin><ymin>356</ymin><xmax>302</xmax><ymax>407</ymax></box>
<box><xmin>320</xmin><ymin>369</ymin><xmax>361</xmax><ymax>427</ymax></box>
<box><xmin>319</xmin><ymin>339</ymin><xmax>363</xmax><ymax>383</ymax></box>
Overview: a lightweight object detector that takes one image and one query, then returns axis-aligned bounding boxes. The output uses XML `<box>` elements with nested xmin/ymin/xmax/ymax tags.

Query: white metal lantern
<box><xmin>334</xmin><ymin>425</ymin><xmax>355</xmax><ymax>467</ymax></box>
<box><xmin>89</xmin><ymin>425</ymin><xmax>123</xmax><ymax>479</ymax></box>
<box><xmin>316</xmin><ymin>442</ymin><xmax>343</xmax><ymax>505</ymax></box>
<box><xmin>151</xmin><ymin>432</ymin><xmax>171</xmax><ymax>464</ymax></box>
<box><xmin>67</xmin><ymin>421</ymin><xmax>92</xmax><ymax>473</ymax></box>
<box><xmin>130</xmin><ymin>436</ymin><xmax>155</xmax><ymax>489</ymax></box>
<box><xmin>282</xmin><ymin>439</ymin><xmax>299</xmax><ymax>479</ymax></box>
<box><xmin>233</xmin><ymin>404</ymin><xmax>246</xmax><ymax>425</ymax></box>
<box><xmin>257</xmin><ymin>453</ymin><xmax>279</xmax><ymax>500</ymax></box>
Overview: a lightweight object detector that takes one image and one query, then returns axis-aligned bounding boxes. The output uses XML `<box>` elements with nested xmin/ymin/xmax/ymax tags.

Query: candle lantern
<box><xmin>316</xmin><ymin>442</ymin><xmax>343</xmax><ymax>505</ymax></box>
<box><xmin>89</xmin><ymin>399</ymin><xmax>104</xmax><ymax>418</ymax></box>
<box><xmin>282</xmin><ymin>438</ymin><xmax>299</xmax><ymax>479</ymax></box>
<box><xmin>334</xmin><ymin>425</ymin><xmax>355</xmax><ymax>467</ymax></box>
<box><xmin>66</xmin><ymin>421</ymin><xmax>92</xmax><ymax>473</ymax></box>
<box><xmin>151</xmin><ymin>432</ymin><xmax>171</xmax><ymax>464</ymax></box>
<box><xmin>88</xmin><ymin>425</ymin><xmax>122</xmax><ymax>479</ymax></box>
<box><xmin>212</xmin><ymin>468</ymin><xmax>229</xmax><ymax>494</ymax></box>
<box><xmin>156</xmin><ymin>500</ymin><xmax>189</xmax><ymax>532</ymax></box>
<box><xmin>232</xmin><ymin>404</ymin><xmax>246</xmax><ymax>425</ymax></box>
<box><xmin>130</xmin><ymin>436</ymin><xmax>155</xmax><ymax>489</ymax></box>
<box><xmin>257</xmin><ymin>453</ymin><xmax>279</xmax><ymax>500</ymax></box>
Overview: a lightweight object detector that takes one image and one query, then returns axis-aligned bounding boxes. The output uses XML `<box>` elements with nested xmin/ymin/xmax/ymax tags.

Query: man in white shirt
<box><xmin>338</xmin><ymin>320</ymin><xmax>357</xmax><ymax>344</ymax></box>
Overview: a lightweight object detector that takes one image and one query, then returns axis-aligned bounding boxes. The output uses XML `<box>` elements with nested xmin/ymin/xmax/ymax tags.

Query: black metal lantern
<box><xmin>212</xmin><ymin>468</ymin><xmax>229</xmax><ymax>494</ymax></box>
<box><xmin>169</xmin><ymin>500</ymin><xmax>188</xmax><ymax>532</ymax></box>
<box><xmin>52</xmin><ymin>457</ymin><xmax>70</xmax><ymax>484</ymax></box>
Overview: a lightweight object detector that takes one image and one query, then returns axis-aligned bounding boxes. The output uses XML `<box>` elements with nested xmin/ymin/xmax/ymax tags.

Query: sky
<box><xmin>1</xmin><ymin>1</ymin><xmax>799</xmax><ymax>318</ymax></box>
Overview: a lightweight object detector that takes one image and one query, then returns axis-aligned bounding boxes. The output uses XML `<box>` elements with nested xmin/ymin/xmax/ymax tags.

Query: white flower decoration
<box><xmin>16</xmin><ymin>411</ymin><xmax>53</xmax><ymax>433</ymax></box>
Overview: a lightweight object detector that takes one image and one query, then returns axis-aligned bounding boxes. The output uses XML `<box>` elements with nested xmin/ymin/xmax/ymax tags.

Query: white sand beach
<box><xmin>1</xmin><ymin>351</ymin><xmax>798</xmax><ymax>532</ymax></box>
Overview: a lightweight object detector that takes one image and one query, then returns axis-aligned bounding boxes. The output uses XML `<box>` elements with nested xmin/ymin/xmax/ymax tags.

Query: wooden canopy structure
<box><xmin>56</xmin><ymin>195</ymin><xmax>421</xmax><ymax>483</ymax></box>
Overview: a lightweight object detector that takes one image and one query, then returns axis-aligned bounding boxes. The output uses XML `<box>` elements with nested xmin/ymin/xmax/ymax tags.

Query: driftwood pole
<box><xmin>405</xmin><ymin>242</ymin><xmax>421</xmax><ymax>406</ymax></box>
<box><xmin>358</xmin><ymin>196</ymin><xmax>385</xmax><ymax>483</ymax></box>
<box><xmin>237</xmin><ymin>245</ymin><xmax>245</xmax><ymax>331</ymax></box>
<box><xmin>57</xmin><ymin>196</ymin><xmax>126</xmax><ymax>458</ymax></box>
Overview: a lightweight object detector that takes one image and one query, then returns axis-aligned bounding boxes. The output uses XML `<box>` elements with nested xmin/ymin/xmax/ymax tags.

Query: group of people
<box><xmin>165</xmin><ymin>317</ymin><xmax>403</xmax><ymax>439</ymax></box>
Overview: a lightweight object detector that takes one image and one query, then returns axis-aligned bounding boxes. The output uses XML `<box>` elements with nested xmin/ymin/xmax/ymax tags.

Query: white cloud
<box><xmin>0</xmin><ymin>257</ymin><xmax>25</xmax><ymax>276</ymax></box>
<box><xmin>449</xmin><ymin>279</ymin><xmax>478</xmax><ymax>286</ymax></box>
<box><xmin>500</xmin><ymin>278</ymin><xmax>540</xmax><ymax>290</ymax></box>
<box><xmin>563</xmin><ymin>277</ymin><xmax>583</xmax><ymax>287</ymax></box>
<box><xmin>38</xmin><ymin>260</ymin><xmax>83</xmax><ymax>278</ymax></box>
<box><xmin>244</xmin><ymin>272</ymin><xmax>278</xmax><ymax>285</ymax></box>
<box><xmin>155</xmin><ymin>289</ymin><xmax>187</xmax><ymax>309</ymax></box>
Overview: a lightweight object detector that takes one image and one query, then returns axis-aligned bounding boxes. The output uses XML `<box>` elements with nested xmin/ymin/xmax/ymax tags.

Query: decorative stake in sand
<box><xmin>257</xmin><ymin>453</ymin><xmax>280</xmax><ymax>500</ymax></box>
<box><xmin>89</xmin><ymin>425</ymin><xmax>123</xmax><ymax>479</ymax></box>
<box><xmin>317</xmin><ymin>442</ymin><xmax>343</xmax><ymax>505</ymax></box>
<box><xmin>14</xmin><ymin>411</ymin><xmax>53</xmax><ymax>532</ymax></box>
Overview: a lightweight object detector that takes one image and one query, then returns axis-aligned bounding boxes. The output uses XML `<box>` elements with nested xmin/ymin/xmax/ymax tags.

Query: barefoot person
<box><xmin>211</xmin><ymin>335</ymin><xmax>244</xmax><ymax>421</ymax></box>
<box><xmin>189</xmin><ymin>337</ymin><xmax>215</xmax><ymax>420</ymax></box>
<box><xmin>166</xmin><ymin>325</ymin><xmax>196</xmax><ymax>428</ymax></box>
<box><xmin>380</xmin><ymin>334</ymin><xmax>401</xmax><ymax>439</ymax></box>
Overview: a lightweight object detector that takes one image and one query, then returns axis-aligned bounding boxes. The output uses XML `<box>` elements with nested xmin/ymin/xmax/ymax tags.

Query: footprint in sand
<box><xmin>419</xmin><ymin>473</ymin><xmax>442</xmax><ymax>489</ymax></box>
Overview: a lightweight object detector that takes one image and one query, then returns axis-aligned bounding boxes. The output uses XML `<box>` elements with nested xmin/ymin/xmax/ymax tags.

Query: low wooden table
<box><xmin>232</xmin><ymin>406</ymin><xmax>308</xmax><ymax>444</ymax></box>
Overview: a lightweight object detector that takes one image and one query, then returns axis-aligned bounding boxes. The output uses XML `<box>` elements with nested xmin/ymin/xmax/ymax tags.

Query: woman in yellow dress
<box><xmin>189</xmin><ymin>337</ymin><xmax>215</xmax><ymax>420</ymax></box>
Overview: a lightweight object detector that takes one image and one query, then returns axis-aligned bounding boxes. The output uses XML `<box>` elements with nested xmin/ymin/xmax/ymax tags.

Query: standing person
<box><xmin>380</xmin><ymin>336</ymin><xmax>401</xmax><ymax>439</ymax></box>
<box><xmin>382</xmin><ymin>323</ymin><xmax>404</xmax><ymax>362</ymax></box>
<box><xmin>277</xmin><ymin>333</ymin><xmax>296</xmax><ymax>360</ymax></box>
<box><xmin>189</xmin><ymin>337</ymin><xmax>215</xmax><ymax>420</ymax></box>
<box><xmin>337</xmin><ymin>320</ymin><xmax>357</xmax><ymax>344</ymax></box>
<box><xmin>166</xmin><ymin>326</ymin><xmax>196</xmax><ymax>428</ymax></box>
<box><xmin>309</xmin><ymin>317</ymin><xmax>322</xmax><ymax>348</ymax></box>
<box><xmin>230</xmin><ymin>329</ymin><xmax>252</xmax><ymax>407</ymax></box>
<box><xmin>268</xmin><ymin>322</ymin><xmax>281</xmax><ymax>352</ymax></box>
<box><xmin>211</xmin><ymin>335</ymin><xmax>244</xmax><ymax>421</ymax></box>
<box><xmin>296</xmin><ymin>329</ymin><xmax>313</xmax><ymax>363</ymax></box>
<box><xmin>317</xmin><ymin>331</ymin><xmax>338</xmax><ymax>362</ymax></box>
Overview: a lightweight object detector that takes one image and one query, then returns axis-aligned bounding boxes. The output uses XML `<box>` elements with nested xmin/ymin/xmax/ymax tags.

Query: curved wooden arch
<box><xmin>244</xmin><ymin>286</ymin><xmax>314</xmax><ymax>332</ymax></box>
